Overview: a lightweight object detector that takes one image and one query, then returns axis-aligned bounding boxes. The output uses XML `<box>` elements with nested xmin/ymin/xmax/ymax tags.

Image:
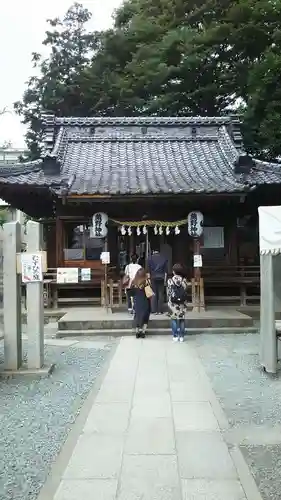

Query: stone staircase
<box><xmin>56</xmin><ymin>307</ymin><xmax>256</xmax><ymax>338</ymax></box>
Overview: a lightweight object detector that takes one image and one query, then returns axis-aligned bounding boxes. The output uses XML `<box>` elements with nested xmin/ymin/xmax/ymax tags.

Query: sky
<box><xmin>0</xmin><ymin>0</ymin><xmax>122</xmax><ymax>148</ymax></box>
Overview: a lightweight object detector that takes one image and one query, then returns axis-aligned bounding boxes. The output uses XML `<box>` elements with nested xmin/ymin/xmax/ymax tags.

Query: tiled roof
<box><xmin>251</xmin><ymin>159</ymin><xmax>281</xmax><ymax>184</ymax></box>
<box><xmin>0</xmin><ymin>115</ymin><xmax>281</xmax><ymax>196</ymax></box>
<box><xmin>61</xmin><ymin>128</ymin><xmax>246</xmax><ymax>195</ymax></box>
<box><xmin>0</xmin><ymin>159</ymin><xmax>60</xmax><ymax>187</ymax></box>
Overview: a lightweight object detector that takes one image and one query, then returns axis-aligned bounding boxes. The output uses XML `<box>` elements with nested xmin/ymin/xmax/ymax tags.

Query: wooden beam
<box><xmin>67</xmin><ymin>194</ymin><xmax>111</xmax><ymax>199</ymax></box>
<box><xmin>64</xmin><ymin>192</ymin><xmax>247</xmax><ymax>204</ymax></box>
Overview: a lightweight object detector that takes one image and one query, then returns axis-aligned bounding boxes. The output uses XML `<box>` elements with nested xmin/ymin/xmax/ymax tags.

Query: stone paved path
<box><xmin>45</xmin><ymin>337</ymin><xmax>262</xmax><ymax>500</ymax></box>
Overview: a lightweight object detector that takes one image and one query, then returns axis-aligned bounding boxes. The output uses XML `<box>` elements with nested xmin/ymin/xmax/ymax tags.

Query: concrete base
<box><xmin>56</xmin><ymin>326</ymin><xmax>257</xmax><ymax>338</ymax></box>
<box><xmin>0</xmin><ymin>363</ymin><xmax>55</xmax><ymax>378</ymax></box>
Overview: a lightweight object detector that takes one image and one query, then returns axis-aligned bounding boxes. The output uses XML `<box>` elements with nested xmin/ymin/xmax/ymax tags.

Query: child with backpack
<box><xmin>167</xmin><ymin>263</ymin><xmax>190</xmax><ymax>342</ymax></box>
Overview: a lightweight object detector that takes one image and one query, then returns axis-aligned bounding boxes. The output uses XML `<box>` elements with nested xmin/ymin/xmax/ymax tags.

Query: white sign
<box><xmin>187</xmin><ymin>211</ymin><xmax>204</xmax><ymax>238</ymax></box>
<box><xmin>193</xmin><ymin>254</ymin><xmax>202</xmax><ymax>268</ymax></box>
<box><xmin>21</xmin><ymin>253</ymin><xmax>43</xmax><ymax>283</ymax></box>
<box><xmin>100</xmin><ymin>252</ymin><xmax>110</xmax><ymax>264</ymax></box>
<box><xmin>92</xmin><ymin>212</ymin><xmax>108</xmax><ymax>238</ymax></box>
<box><xmin>81</xmin><ymin>268</ymin><xmax>91</xmax><ymax>281</ymax></box>
<box><xmin>57</xmin><ymin>268</ymin><xmax>79</xmax><ymax>284</ymax></box>
<box><xmin>203</xmin><ymin>227</ymin><xmax>224</xmax><ymax>248</ymax></box>
<box><xmin>259</xmin><ymin>206</ymin><xmax>281</xmax><ymax>255</ymax></box>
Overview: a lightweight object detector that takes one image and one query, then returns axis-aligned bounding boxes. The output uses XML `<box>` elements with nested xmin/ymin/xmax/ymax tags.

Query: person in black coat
<box><xmin>131</xmin><ymin>268</ymin><xmax>151</xmax><ymax>338</ymax></box>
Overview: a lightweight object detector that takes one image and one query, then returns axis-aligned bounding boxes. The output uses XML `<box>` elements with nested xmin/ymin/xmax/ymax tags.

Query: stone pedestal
<box><xmin>260</xmin><ymin>253</ymin><xmax>277</xmax><ymax>373</ymax></box>
<box><xmin>26</xmin><ymin>221</ymin><xmax>44</xmax><ymax>369</ymax></box>
<box><xmin>3</xmin><ymin>222</ymin><xmax>22</xmax><ymax>370</ymax></box>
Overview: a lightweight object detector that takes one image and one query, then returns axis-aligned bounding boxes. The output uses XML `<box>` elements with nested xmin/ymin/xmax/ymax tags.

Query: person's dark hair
<box><xmin>172</xmin><ymin>263</ymin><xmax>186</xmax><ymax>277</ymax></box>
<box><xmin>131</xmin><ymin>253</ymin><xmax>138</xmax><ymax>264</ymax></box>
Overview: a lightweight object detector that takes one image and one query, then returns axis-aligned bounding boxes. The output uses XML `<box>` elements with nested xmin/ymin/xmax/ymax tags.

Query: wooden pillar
<box><xmin>103</xmin><ymin>238</ymin><xmax>109</xmax><ymax>311</ymax></box>
<box><xmin>192</xmin><ymin>239</ymin><xmax>205</xmax><ymax>312</ymax></box>
<box><xmin>55</xmin><ymin>217</ymin><xmax>63</xmax><ymax>267</ymax></box>
<box><xmin>129</xmin><ymin>230</ymin><xmax>134</xmax><ymax>256</ymax></box>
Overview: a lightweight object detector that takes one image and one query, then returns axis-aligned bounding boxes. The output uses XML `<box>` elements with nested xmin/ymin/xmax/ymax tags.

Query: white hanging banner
<box><xmin>92</xmin><ymin>212</ymin><xmax>108</xmax><ymax>238</ymax></box>
<box><xmin>187</xmin><ymin>211</ymin><xmax>204</xmax><ymax>238</ymax></box>
<box><xmin>259</xmin><ymin>206</ymin><xmax>281</xmax><ymax>255</ymax></box>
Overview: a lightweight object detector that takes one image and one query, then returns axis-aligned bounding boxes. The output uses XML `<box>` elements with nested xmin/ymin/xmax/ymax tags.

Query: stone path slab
<box><xmin>46</xmin><ymin>337</ymin><xmax>261</xmax><ymax>500</ymax></box>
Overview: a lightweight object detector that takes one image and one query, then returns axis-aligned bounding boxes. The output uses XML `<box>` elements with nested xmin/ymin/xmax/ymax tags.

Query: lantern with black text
<box><xmin>187</xmin><ymin>211</ymin><xmax>204</xmax><ymax>238</ymax></box>
<box><xmin>92</xmin><ymin>212</ymin><xmax>108</xmax><ymax>238</ymax></box>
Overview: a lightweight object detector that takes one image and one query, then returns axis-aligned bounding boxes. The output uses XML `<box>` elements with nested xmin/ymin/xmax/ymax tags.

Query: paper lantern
<box><xmin>92</xmin><ymin>212</ymin><xmax>108</xmax><ymax>238</ymax></box>
<box><xmin>187</xmin><ymin>211</ymin><xmax>204</xmax><ymax>238</ymax></box>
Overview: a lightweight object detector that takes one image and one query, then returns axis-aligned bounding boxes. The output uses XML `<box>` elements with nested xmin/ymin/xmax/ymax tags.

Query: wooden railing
<box><xmin>201</xmin><ymin>265</ymin><xmax>260</xmax><ymax>305</ymax></box>
<box><xmin>22</xmin><ymin>265</ymin><xmax>261</xmax><ymax>309</ymax></box>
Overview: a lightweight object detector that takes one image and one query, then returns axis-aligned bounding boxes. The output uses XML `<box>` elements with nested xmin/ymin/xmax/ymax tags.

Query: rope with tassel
<box><xmin>110</xmin><ymin>218</ymin><xmax>188</xmax><ymax>227</ymax></box>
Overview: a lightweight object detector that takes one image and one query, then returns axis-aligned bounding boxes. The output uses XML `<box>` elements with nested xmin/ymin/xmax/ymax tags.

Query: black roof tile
<box><xmin>61</xmin><ymin>128</ymin><xmax>245</xmax><ymax>194</ymax></box>
<box><xmin>0</xmin><ymin>115</ymin><xmax>280</xmax><ymax>196</ymax></box>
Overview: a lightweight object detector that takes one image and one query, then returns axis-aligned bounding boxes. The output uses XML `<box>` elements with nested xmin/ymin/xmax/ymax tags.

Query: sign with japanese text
<box><xmin>57</xmin><ymin>268</ymin><xmax>79</xmax><ymax>284</ymax></box>
<box><xmin>100</xmin><ymin>252</ymin><xmax>110</xmax><ymax>264</ymax></box>
<box><xmin>193</xmin><ymin>254</ymin><xmax>203</xmax><ymax>268</ymax></box>
<box><xmin>21</xmin><ymin>253</ymin><xmax>43</xmax><ymax>283</ymax></box>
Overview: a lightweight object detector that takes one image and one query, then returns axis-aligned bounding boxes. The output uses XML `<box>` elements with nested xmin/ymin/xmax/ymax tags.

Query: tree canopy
<box><xmin>15</xmin><ymin>0</ymin><xmax>281</xmax><ymax>160</ymax></box>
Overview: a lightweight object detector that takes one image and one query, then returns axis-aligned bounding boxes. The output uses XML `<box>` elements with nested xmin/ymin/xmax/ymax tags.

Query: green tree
<box><xmin>243</xmin><ymin>43</ymin><xmax>281</xmax><ymax>160</ymax></box>
<box><xmin>86</xmin><ymin>0</ymin><xmax>281</xmax><ymax>120</ymax></box>
<box><xmin>16</xmin><ymin>0</ymin><xmax>281</xmax><ymax>159</ymax></box>
<box><xmin>14</xmin><ymin>3</ymin><xmax>97</xmax><ymax>159</ymax></box>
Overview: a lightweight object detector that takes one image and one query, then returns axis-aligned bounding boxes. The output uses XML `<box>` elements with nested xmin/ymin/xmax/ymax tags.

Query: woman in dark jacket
<box><xmin>131</xmin><ymin>268</ymin><xmax>151</xmax><ymax>338</ymax></box>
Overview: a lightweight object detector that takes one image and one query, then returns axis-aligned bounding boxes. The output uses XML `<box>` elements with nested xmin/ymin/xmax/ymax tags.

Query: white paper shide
<box><xmin>258</xmin><ymin>206</ymin><xmax>281</xmax><ymax>255</ymax></box>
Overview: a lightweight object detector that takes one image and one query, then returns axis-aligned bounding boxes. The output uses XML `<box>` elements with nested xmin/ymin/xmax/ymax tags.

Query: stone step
<box><xmin>58</xmin><ymin>315</ymin><xmax>254</xmax><ymax>331</ymax></box>
<box><xmin>56</xmin><ymin>326</ymin><xmax>258</xmax><ymax>338</ymax></box>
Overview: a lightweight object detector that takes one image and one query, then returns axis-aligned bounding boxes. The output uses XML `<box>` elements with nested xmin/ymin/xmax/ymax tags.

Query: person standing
<box><xmin>123</xmin><ymin>254</ymin><xmax>141</xmax><ymax>314</ymax></box>
<box><xmin>147</xmin><ymin>247</ymin><xmax>168</xmax><ymax>314</ymax></box>
<box><xmin>167</xmin><ymin>263</ymin><xmax>190</xmax><ymax>342</ymax></box>
<box><xmin>131</xmin><ymin>268</ymin><xmax>152</xmax><ymax>338</ymax></box>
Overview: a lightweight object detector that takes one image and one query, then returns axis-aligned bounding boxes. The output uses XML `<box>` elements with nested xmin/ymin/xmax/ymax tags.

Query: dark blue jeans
<box><xmin>171</xmin><ymin>318</ymin><xmax>185</xmax><ymax>338</ymax></box>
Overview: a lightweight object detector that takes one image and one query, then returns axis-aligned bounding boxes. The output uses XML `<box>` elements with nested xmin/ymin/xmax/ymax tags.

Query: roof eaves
<box><xmin>0</xmin><ymin>159</ymin><xmax>43</xmax><ymax>178</ymax></box>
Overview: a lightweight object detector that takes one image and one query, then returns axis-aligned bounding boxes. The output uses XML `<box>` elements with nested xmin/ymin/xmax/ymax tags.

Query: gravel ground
<box><xmin>0</xmin><ymin>339</ymin><xmax>115</xmax><ymax>500</ymax></box>
<box><xmin>191</xmin><ymin>333</ymin><xmax>281</xmax><ymax>427</ymax></box>
<box><xmin>190</xmin><ymin>333</ymin><xmax>281</xmax><ymax>500</ymax></box>
<box><xmin>241</xmin><ymin>445</ymin><xmax>281</xmax><ymax>500</ymax></box>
